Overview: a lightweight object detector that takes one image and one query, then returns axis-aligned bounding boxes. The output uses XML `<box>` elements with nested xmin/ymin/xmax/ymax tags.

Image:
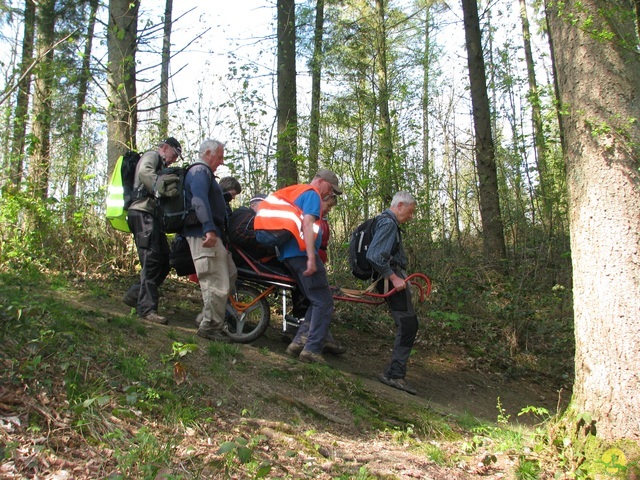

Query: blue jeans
<box><xmin>284</xmin><ymin>256</ymin><xmax>334</xmax><ymax>354</ymax></box>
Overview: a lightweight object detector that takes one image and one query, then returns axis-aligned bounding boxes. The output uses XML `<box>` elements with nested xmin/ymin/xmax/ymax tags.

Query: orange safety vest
<box><xmin>254</xmin><ymin>184</ymin><xmax>321</xmax><ymax>251</ymax></box>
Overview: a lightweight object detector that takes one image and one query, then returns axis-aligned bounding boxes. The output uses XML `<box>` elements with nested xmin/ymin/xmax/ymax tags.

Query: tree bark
<box><xmin>159</xmin><ymin>0</ymin><xmax>173</xmax><ymax>139</ymax></box>
<box><xmin>7</xmin><ymin>0</ymin><xmax>36</xmax><ymax>191</ymax></box>
<box><xmin>30</xmin><ymin>0</ymin><xmax>56</xmax><ymax>199</ymax></box>
<box><xmin>276</xmin><ymin>0</ymin><xmax>298</xmax><ymax>188</ymax></box>
<box><xmin>107</xmin><ymin>0</ymin><xmax>139</xmax><ymax>177</ymax></box>
<box><xmin>460</xmin><ymin>0</ymin><xmax>506</xmax><ymax>264</ymax></box>
<box><xmin>307</xmin><ymin>0</ymin><xmax>324</xmax><ymax>180</ymax></box>
<box><xmin>547</xmin><ymin>0</ymin><xmax>640</xmax><ymax>441</ymax></box>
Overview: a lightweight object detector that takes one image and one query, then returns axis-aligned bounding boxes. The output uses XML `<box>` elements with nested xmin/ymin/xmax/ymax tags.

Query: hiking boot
<box><xmin>323</xmin><ymin>341</ymin><xmax>347</xmax><ymax>355</ymax></box>
<box><xmin>299</xmin><ymin>349</ymin><xmax>326</xmax><ymax>364</ymax></box>
<box><xmin>286</xmin><ymin>342</ymin><xmax>304</xmax><ymax>358</ymax></box>
<box><xmin>198</xmin><ymin>327</ymin><xmax>232</xmax><ymax>343</ymax></box>
<box><xmin>378</xmin><ymin>374</ymin><xmax>417</xmax><ymax>395</ymax></box>
<box><xmin>141</xmin><ymin>311</ymin><xmax>168</xmax><ymax>325</ymax></box>
<box><xmin>122</xmin><ymin>291</ymin><xmax>138</xmax><ymax>308</ymax></box>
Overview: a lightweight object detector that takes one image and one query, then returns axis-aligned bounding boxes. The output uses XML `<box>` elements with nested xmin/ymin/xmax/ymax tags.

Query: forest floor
<box><xmin>0</xmin><ymin>271</ymin><xmax>571</xmax><ymax>479</ymax></box>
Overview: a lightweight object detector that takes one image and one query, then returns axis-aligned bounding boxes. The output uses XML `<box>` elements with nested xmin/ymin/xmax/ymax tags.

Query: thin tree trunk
<box><xmin>30</xmin><ymin>0</ymin><xmax>56</xmax><ymax>199</ymax></box>
<box><xmin>547</xmin><ymin>0</ymin><xmax>640</xmax><ymax>442</ymax></box>
<box><xmin>421</xmin><ymin>3</ymin><xmax>433</xmax><ymax>246</ymax></box>
<box><xmin>107</xmin><ymin>0</ymin><xmax>139</xmax><ymax>176</ymax></box>
<box><xmin>276</xmin><ymin>0</ymin><xmax>298</xmax><ymax>188</ymax></box>
<box><xmin>519</xmin><ymin>0</ymin><xmax>552</xmax><ymax>235</ymax></box>
<box><xmin>460</xmin><ymin>0</ymin><xmax>507</xmax><ymax>264</ymax></box>
<box><xmin>374</xmin><ymin>0</ymin><xmax>394</xmax><ymax>204</ymax></box>
<box><xmin>7</xmin><ymin>0</ymin><xmax>36</xmax><ymax>191</ymax></box>
<box><xmin>67</xmin><ymin>0</ymin><xmax>99</xmax><ymax>215</ymax></box>
<box><xmin>159</xmin><ymin>0</ymin><xmax>173</xmax><ymax>139</ymax></box>
<box><xmin>308</xmin><ymin>0</ymin><xmax>324</xmax><ymax>180</ymax></box>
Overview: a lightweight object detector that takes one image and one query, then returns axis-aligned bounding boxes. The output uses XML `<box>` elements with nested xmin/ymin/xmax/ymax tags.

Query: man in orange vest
<box><xmin>255</xmin><ymin>170</ymin><xmax>342</xmax><ymax>363</ymax></box>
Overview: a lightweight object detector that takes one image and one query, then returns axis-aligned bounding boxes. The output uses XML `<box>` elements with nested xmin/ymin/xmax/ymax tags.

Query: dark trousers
<box><xmin>127</xmin><ymin>210</ymin><xmax>171</xmax><ymax>316</ymax></box>
<box><xmin>284</xmin><ymin>256</ymin><xmax>334</xmax><ymax>354</ymax></box>
<box><xmin>377</xmin><ymin>279</ymin><xmax>418</xmax><ymax>379</ymax></box>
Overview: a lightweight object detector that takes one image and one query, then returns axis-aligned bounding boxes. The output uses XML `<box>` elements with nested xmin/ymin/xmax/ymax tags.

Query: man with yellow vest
<box><xmin>255</xmin><ymin>170</ymin><xmax>342</xmax><ymax>363</ymax></box>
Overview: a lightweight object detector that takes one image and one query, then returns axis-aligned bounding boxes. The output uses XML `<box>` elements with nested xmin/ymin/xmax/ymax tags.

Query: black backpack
<box><xmin>121</xmin><ymin>150</ymin><xmax>142</xmax><ymax>209</ymax></box>
<box><xmin>348</xmin><ymin>212</ymin><xmax>399</xmax><ymax>280</ymax></box>
<box><xmin>156</xmin><ymin>162</ymin><xmax>214</xmax><ymax>234</ymax></box>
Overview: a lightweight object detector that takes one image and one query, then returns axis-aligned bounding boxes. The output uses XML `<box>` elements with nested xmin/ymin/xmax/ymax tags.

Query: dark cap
<box><xmin>163</xmin><ymin>137</ymin><xmax>183</xmax><ymax>159</ymax></box>
<box><xmin>316</xmin><ymin>169</ymin><xmax>342</xmax><ymax>195</ymax></box>
<box><xmin>250</xmin><ymin>193</ymin><xmax>267</xmax><ymax>203</ymax></box>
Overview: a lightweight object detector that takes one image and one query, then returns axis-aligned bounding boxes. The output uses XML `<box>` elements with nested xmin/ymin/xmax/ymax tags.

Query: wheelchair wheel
<box><xmin>225</xmin><ymin>284</ymin><xmax>271</xmax><ymax>343</ymax></box>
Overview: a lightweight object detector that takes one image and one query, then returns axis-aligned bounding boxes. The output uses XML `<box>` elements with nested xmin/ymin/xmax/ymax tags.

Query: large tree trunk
<box><xmin>107</xmin><ymin>0</ymin><xmax>139</xmax><ymax>177</ymax></box>
<box><xmin>67</xmin><ymin>0</ymin><xmax>99</xmax><ymax>214</ymax></box>
<box><xmin>7</xmin><ymin>0</ymin><xmax>36</xmax><ymax>191</ymax></box>
<box><xmin>29</xmin><ymin>0</ymin><xmax>56</xmax><ymax>199</ymax></box>
<box><xmin>460</xmin><ymin>0</ymin><xmax>506</xmax><ymax>264</ymax></box>
<box><xmin>276</xmin><ymin>0</ymin><xmax>298</xmax><ymax>188</ymax></box>
<box><xmin>307</xmin><ymin>0</ymin><xmax>324</xmax><ymax>180</ymax></box>
<box><xmin>547</xmin><ymin>0</ymin><xmax>640</xmax><ymax>441</ymax></box>
<box><xmin>159</xmin><ymin>0</ymin><xmax>173</xmax><ymax>139</ymax></box>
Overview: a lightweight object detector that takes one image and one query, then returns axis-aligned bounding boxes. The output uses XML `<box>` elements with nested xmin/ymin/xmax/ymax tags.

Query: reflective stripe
<box><xmin>255</xmin><ymin>184</ymin><xmax>321</xmax><ymax>250</ymax></box>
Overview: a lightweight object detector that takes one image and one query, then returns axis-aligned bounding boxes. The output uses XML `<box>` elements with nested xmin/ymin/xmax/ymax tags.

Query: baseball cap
<box><xmin>250</xmin><ymin>193</ymin><xmax>267</xmax><ymax>203</ymax></box>
<box><xmin>316</xmin><ymin>169</ymin><xmax>342</xmax><ymax>195</ymax></box>
<box><xmin>163</xmin><ymin>137</ymin><xmax>183</xmax><ymax>159</ymax></box>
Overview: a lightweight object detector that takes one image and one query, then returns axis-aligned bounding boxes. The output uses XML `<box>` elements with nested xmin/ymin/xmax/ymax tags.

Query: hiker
<box><xmin>183</xmin><ymin>139</ymin><xmax>237</xmax><ymax>342</ymax></box>
<box><xmin>255</xmin><ymin>170</ymin><xmax>342</xmax><ymax>363</ymax></box>
<box><xmin>122</xmin><ymin>137</ymin><xmax>184</xmax><ymax>325</ymax></box>
<box><xmin>219</xmin><ymin>176</ymin><xmax>242</xmax><ymax>217</ymax></box>
<box><xmin>228</xmin><ymin>193</ymin><xmax>277</xmax><ymax>263</ymax></box>
<box><xmin>367</xmin><ymin>191</ymin><xmax>420</xmax><ymax>395</ymax></box>
<box><xmin>288</xmin><ymin>193</ymin><xmax>346</xmax><ymax>355</ymax></box>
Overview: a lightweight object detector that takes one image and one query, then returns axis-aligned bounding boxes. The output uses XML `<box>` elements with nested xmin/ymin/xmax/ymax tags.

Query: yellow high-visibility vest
<box><xmin>105</xmin><ymin>155</ymin><xmax>130</xmax><ymax>232</ymax></box>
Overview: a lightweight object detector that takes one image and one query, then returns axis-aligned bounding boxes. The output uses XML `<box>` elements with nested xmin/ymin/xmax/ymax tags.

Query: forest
<box><xmin>0</xmin><ymin>0</ymin><xmax>639</xmax><ymax>478</ymax></box>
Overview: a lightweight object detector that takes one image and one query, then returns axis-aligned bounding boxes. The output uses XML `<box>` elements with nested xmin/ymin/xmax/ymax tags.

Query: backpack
<box><xmin>106</xmin><ymin>150</ymin><xmax>142</xmax><ymax>232</ymax></box>
<box><xmin>348</xmin><ymin>212</ymin><xmax>399</xmax><ymax>280</ymax></box>
<box><xmin>156</xmin><ymin>162</ymin><xmax>212</xmax><ymax>234</ymax></box>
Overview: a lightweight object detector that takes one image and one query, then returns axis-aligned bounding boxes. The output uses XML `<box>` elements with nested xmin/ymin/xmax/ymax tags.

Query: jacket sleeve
<box><xmin>366</xmin><ymin>217</ymin><xmax>398</xmax><ymax>278</ymax></box>
<box><xmin>137</xmin><ymin>151</ymin><xmax>161</xmax><ymax>193</ymax></box>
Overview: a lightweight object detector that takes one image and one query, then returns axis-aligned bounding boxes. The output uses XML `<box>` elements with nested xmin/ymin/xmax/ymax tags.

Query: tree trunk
<box><xmin>547</xmin><ymin>0</ymin><xmax>640</xmax><ymax>441</ymax></box>
<box><xmin>276</xmin><ymin>0</ymin><xmax>298</xmax><ymax>188</ymax></box>
<box><xmin>460</xmin><ymin>0</ymin><xmax>506</xmax><ymax>264</ymax></box>
<box><xmin>519</xmin><ymin>0</ymin><xmax>552</xmax><ymax>235</ymax></box>
<box><xmin>7</xmin><ymin>0</ymin><xmax>36</xmax><ymax>191</ymax></box>
<box><xmin>421</xmin><ymin>3</ymin><xmax>433</xmax><ymax>246</ymax></box>
<box><xmin>307</xmin><ymin>0</ymin><xmax>324</xmax><ymax>180</ymax></box>
<box><xmin>159</xmin><ymin>0</ymin><xmax>173</xmax><ymax>139</ymax></box>
<box><xmin>67</xmin><ymin>0</ymin><xmax>99</xmax><ymax>214</ymax></box>
<box><xmin>107</xmin><ymin>0</ymin><xmax>139</xmax><ymax>177</ymax></box>
<box><xmin>374</xmin><ymin>0</ymin><xmax>394</xmax><ymax>204</ymax></box>
<box><xmin>29</xmin><ymin>0</ymin><xmax>56</xmax><ymax>199</ymax></box>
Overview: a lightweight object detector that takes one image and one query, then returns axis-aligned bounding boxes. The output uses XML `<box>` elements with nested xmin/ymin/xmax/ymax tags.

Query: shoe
<box><xmin>286</xmin><ymin>342</ymin><xmax>304</xmax><ymax>358</ymax></box>
<box><xmin>197</xmin><ymin>327</ymin><xmax>231</xmax><ymax>343</ymax></box>
<box><xmin>378</xmin><ymin>374</ymin><xmax>417</xmax><ymax>395</ymax></box>
<box><xmin>122</xmin><ymin>292</ymin><xmax>137</xmax><ymax>308</ymax></box>
<box><xmin>323</xmin><ymin>341</ymin><xmax>347</xmax><ymax>355</ymax></box>
<box><xmin>194</xmin><ymin>312</ymin><xmax>203</xmax><ymax>328</ymax></box>
<box><xmin>299</xmin><ymin>349</ymin><xmax>326</xmax><ymax>364</ymax></box>
<box><xmin>141</xmin><ymin>311</ymin><xmax>168</xmax><ymax>325</ymax></box>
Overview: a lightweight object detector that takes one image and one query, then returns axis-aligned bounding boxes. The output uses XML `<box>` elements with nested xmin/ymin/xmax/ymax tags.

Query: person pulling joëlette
<box><xmin>366</xmin><ymin>191</ymin><xmax>420</xmax><ymax>395</ymax></box>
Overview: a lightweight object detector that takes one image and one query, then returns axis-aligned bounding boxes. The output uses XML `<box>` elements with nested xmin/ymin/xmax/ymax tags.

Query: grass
<box><xmin>0</xmin><ymin>268</ymin><xmax>630</xmax><ymax>479</ymax></box>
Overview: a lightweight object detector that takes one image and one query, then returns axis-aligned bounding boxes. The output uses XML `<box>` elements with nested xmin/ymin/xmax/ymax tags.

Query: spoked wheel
<box><xmin>225</xmin><ymin>284</ymin><xmax>271</xmax><ymax>343</ymax></box>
